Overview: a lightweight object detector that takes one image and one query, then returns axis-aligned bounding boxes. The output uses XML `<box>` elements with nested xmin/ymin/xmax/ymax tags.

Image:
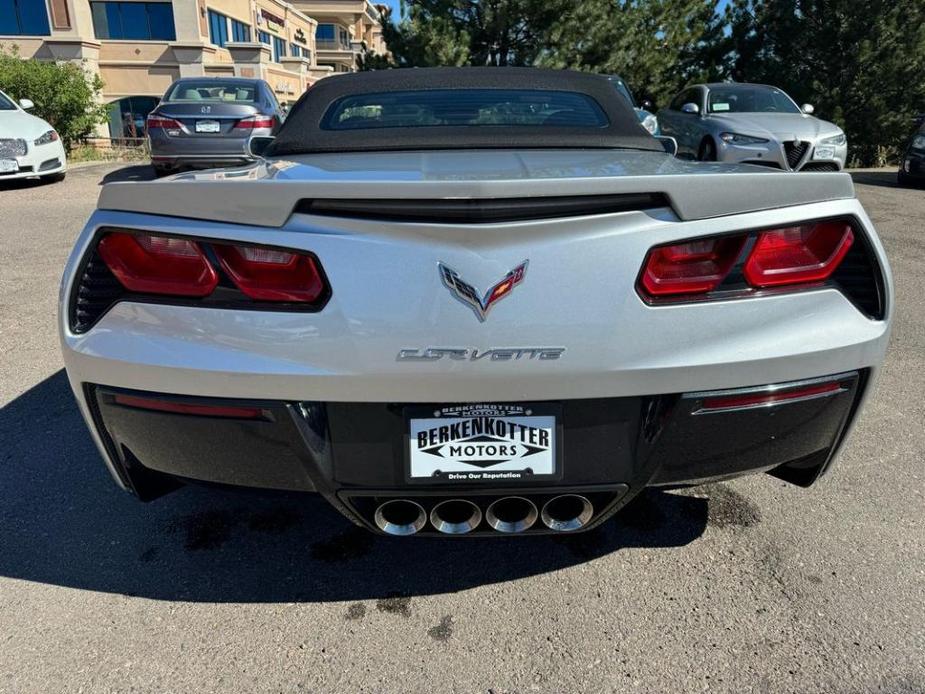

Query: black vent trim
<box><xmin>295</xmin><ymin>193</ymin><xmax>671</xmax><ymax>224</ymax></box>
<box><xmin>830</xmin><ymin>234</ymin><xmax>886</xmax><ymax>319</ymax></box>
<box><xmin>784</xmin><ymin>140</ymin><xmax>810</xmax><ymax>169</ymax></box>
<box><xmin>801</xmin><ymin>162</ymin><xmax>840</xmax><ymax>172</ymax></box>
<box><xmin>70</xmin><ymin>250</ymin><xmax>125</xmax><ymax>333</ymax></box>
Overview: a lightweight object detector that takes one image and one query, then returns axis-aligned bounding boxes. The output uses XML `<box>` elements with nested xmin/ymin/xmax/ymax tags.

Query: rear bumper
<box><xmin>151</xmin><ymin>153</ymin><xmax>254</xmax><ymax>169</ymax></box>
<box><xmin>84</xmin><ymin>371</ymin><xmax>866</xmax><ymax>535</ymax></box>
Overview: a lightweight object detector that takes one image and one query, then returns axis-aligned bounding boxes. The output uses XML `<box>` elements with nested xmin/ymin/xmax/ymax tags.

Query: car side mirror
<box><xmin>655</xmin><ymin>136</ymin><xmax>678</xmax><ymax>156</ymax></box>
<box><xmin>802</xmin><ymin>103</ymin><xmax>814</xmax><ymax>115</ymax></box>
<box><xmin>248</xmin><ymin>136</ymin><xmax>275</xmax><ymax>158</ymax></box>
<box><xmin>681</xmin><ymin>102</ymin><xmax>700</xmax><ymax>115</ymax></box>
<box><xmin>19</xmin><ymin>98</ymin><xmax>34</xmax><ymax>110</ymax></box>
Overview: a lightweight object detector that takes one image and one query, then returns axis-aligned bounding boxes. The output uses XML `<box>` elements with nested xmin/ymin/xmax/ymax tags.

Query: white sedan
<box><xmin>0</xmin><ymin>89</ymin><xmax>67</xmax><ymax>183</ymax></box>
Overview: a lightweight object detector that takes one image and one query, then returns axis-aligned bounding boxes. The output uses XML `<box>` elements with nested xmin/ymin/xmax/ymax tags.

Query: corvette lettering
<box><xmin>397</xmin><ymin>347</ymin><xmax>565</xmax><ymax>361</ymax></box>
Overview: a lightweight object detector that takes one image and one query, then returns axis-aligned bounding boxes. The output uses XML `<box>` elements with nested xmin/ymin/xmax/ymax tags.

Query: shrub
<box><xmin>0</xmin><ymin>44</ymin><xmax>109</xmax><ymax>150</ymax></box>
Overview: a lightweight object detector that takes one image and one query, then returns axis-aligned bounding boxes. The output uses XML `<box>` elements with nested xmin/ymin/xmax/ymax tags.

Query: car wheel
<box><xmin>697</xmin><ymin>138</ymin><xmax>717</xmax><ymax>162</ymax></box>
<box><xmin>41</xmin><ymin>172</ymin><xmax>66</xmax><ymax>184</ymax></box>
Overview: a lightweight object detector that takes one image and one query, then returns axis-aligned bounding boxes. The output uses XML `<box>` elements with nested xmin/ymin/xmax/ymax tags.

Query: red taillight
<box><xmin>699</xmin><ymin>380</ymin><xmax>844</xmax><ymax>412</ymax></box>
<box><xmin>214</xmin><ymin>244</ymin><xmax>325</xmax><ymax>302</ymax></box>
<box><xmin>236</xmin><ymin>115</ymin><xmax>275</xmax><ymax>129</ymax></box>
<box><xmin>638</xmin><ymin>219</ymin><xmax>858</xmax><ymax>302</ymax></box>
<box><xmin>96</xmin><ymin>231</ymin><xmax>328</xmax><ymax>306</ymax></box>
<box><xmin>97</xmin><ymin>232</ymin><xmax>218</xmax><ymax>296</ymax></box>
<box><xmin>743</xmin><ymin>221</ymin><xmax>854</xmax><ymax>287</ymax></box>
<box><xmin>146</xmin><ymin>115</ymin><xmax>182</xmax><ymax>130</ymax></box>
<box><xmin>641</xmin><ymin>236</ymin><xmax>746</xmax><ymax>296</ymax></box>
<box><xmin>113</xmin><ymin>394</ymin><xmax>265</xmax><ymax>419</ymax></box>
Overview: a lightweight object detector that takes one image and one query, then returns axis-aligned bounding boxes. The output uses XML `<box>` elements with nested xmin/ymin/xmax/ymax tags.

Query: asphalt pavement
<box><xmin>0</xmin><ymin>164</ymin><xmax>922</xmax><ymax>693</ymax></box>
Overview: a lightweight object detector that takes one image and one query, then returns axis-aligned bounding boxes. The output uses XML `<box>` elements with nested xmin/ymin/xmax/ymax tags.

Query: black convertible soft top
<box><xmin>267</xmin><ymin>67</ymin><xmax>662</xmax><ymax>156</ymax></box>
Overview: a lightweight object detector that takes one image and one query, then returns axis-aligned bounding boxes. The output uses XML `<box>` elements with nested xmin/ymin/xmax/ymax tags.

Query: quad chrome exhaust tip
<box><xmin>486</xmin><ymin>496</ymin><xmax>538</xmax><ymax>533</ymax></box>
<box><xmin>541</xmin><ymin>494</ymin><xmax>594</xmax><ymax>532</ymax></box>
<box><xmin>374</xmin><ymin>499</ymin><xmax>427</xmax><ymax>536</ymax></box>
<box><xmin>430</xmin><ymin>499</ymin><xmax>482</xmax><ymax>534</ymax></box>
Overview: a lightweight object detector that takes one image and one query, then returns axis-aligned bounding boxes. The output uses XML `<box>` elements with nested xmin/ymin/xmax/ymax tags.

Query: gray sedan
<box><xmin>657</xmin><ymin>83</ymin><xmax>847</xmax><ymax>171</ymax></box>
<box><xmin>146</xmin><ymin>77</ymin><xmax>283</xmax><ymax>176</ymax></box>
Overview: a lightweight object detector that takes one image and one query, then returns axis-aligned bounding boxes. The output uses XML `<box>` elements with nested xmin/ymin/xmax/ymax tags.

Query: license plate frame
<box><xmin>813</xmin><ymin>146</ymin><xmax>836</xmax><ymax>160</ymax></box>
<box><xmin>0</xmin><ymin>159</ymin><xmax>19</xmax><ymax>173</ymax></box>
<box><xmin>404</xmin><ymin>403</ymin><xmax>563</xmax><ymax>484</ymax></box>
<box><xmin>195</xmin><ymin>120</ymin><xmax>221</xmax><ymax>133</ymax></box>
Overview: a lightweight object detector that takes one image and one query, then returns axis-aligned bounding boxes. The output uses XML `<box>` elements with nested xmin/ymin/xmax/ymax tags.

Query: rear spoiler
<box><xmin>97</xmin><ymin>164</ymin><xmax>855</xmax><ymax>228</ymax></box>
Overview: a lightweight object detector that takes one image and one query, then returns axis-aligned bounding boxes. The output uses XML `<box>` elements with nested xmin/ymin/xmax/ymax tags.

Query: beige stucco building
<box><xmin>0</xmin><ymin>0</ymin><xmax>388</xmax><ymax>137</ymax></box>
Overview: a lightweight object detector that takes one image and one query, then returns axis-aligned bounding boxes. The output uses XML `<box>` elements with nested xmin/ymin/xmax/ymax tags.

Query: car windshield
<box><xmin>321</xmin><ymin>89</ymin><xmax>609</xmax><ymax>130</ymax></box>
<box><xmin>0</xmin><ymin>91</ymin><xmax>16</xmax><ymax>110</ymax></box>
<box><xmin>165</xmin><ymin>81</ymin><xmax>257</xmax><ymax>103</ymax></box>
<box><xmin>707</xmin><ymin>85</ymin><xmax>801</xmax><ymax>114</ymax></box>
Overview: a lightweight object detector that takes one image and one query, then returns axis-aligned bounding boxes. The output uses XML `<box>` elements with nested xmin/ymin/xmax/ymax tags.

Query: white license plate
<box><xmin>0</xmin><ymin>159</ymin><xmax>19</xmax><ymax>173</ymax></box>
<box><xmin>813</xmin><ymin>146</ymin><xmax>835</xmax><ymax>160</ymax></box>
<box><xmin>195</xmin><ymin>120</ymin><xmax>221</xmax><ymax>133</ymax></box>
<box><xmin>408</xmin><ymin>405</ymin><xmax>557</xmax><ymax>482</ymax></box>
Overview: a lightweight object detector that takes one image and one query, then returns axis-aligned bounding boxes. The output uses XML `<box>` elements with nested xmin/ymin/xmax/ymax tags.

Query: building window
<box><xmin>0</xmin><ymin>0</ymin><xmax>51</xmax><ymax>36</ymax></box>
<box><xmin>290</xmin><ymin>43</ymin><xmax>301</xmax><ymax>58</ymax></box>
<box><xmin>258</xmin><ymin>30</ymin><xmax>271</xmax><ymax>45</ymax></box>
<box><xmin>316</xmin><ymin>24</ymin><xmax>335</xmax><ymax>41</ymax></box>
<box><xmin>272</xmin><ymin>35</ymin><xmax>286</xmax><ymax>62</ymax></box>
<box><xmin>231</xmin><ymin>18</ymin><xmax>250</xmax><ymax>42</ymax></box>
<box><xmin>90</xmin><ymin>2</ymin><xmax>176</xmax><ymax>40</ymax></box>
<box><xmin>207</xmin><ymin>9</ymin><xmax>228</xmax><ymax>47</ymax></box>
<box><xmin>107</xmin><ymin>95</ymin><xmax>160</xmax><ymax>140</ymax></box>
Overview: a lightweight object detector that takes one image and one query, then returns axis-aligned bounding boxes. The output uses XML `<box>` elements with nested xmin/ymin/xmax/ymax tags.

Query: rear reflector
<box><xmin>113</xmin><ymin>394</ymin><xmax>266</xmax><ymax>419</ymax></box>
<box><xmin>743</xmin><ymin>221</ymin><xmax>854</xmax><ymax>287</ymax></box>
<box><xmin>236</xmin><ymin>115</ymin><xmax>275</xmax><ymax>129</ymax></box>
<box><xmin>214</xmin><ymin>243</ymin><xmax>326</xmax><ymax>302</ymax></box>
<box><xmin>97</xmin><ymin>232</ymin><xmax>218</xmax><ymax>297</ymax></box>
<box><xmin>699</xmin><ymin>380</ymin><xmax>844</xmax><ymax>412</ymax></box>
<box><xmin>641</xmin><ymin>235</ymin><xmax>746</xmax><ymax>296</ymax></box>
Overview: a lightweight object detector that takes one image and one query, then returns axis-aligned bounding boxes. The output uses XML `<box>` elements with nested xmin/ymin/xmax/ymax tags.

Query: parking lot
<box><xmin>0</xmin><ymin>163</ymin><xmax>922</xmax><ymax>693</ymax></box>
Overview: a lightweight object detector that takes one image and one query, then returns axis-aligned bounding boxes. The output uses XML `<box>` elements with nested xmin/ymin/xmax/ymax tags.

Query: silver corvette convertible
<box><xmin>59</xmin><ymin>68</ymin><xmax>891</xmax><ymax>538</ymax></box>
<box><xmin>658</xmin><ymin>83</ymin><xmax>848</xmax><ymax>171</ymax></box>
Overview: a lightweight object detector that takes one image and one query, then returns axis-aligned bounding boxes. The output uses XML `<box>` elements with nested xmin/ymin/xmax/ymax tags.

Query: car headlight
<box><xmin>719</xmin><ymin>132</ymin><xmax>769</xmax><ymax>145</ymax></box>
<box><xmin>34</xmin><ymin>130</ymin><xmax>59</xmax><ymax>146</ymax></box>
<box><xmin>641</xmin><ymin>113</ymin><xmax>658</xmax><ymax>135</ymax></box>
<box><xmin>820</xmin><ymin>132</ymin><xmax>847</xmax><ymax>146</ymax></box>
<box><xmin>911</xmin><ymin>134</ymin><xmax>925</xmax><ymax>150</ymax></box>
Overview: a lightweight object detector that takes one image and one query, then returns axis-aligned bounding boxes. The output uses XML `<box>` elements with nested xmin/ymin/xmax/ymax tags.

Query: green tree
<box><xmin>725</xmin><ymin>0</ymin><xmax>925</xmax><ymax>166</ymax></box>
<box><xmin>379</xmin><ymin>0</ymin><xmax>723</xmax><ymax>109</ymax></box>
<box><xmin>0</xmin><ymin>45</ymin><xmax>109</xmax><ymax>150</ymax></box>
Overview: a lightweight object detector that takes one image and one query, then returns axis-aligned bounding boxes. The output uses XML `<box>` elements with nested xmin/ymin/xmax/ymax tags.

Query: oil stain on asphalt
<box><xmin>376</xmin><ymin>594</ymin><xmax>411</xmax><ymax>617</ymax></box>
<box><xmin>427</xmin><ymin>615</ymin><xmax>453</xmax><ymax>641</ymax></box>
<box><xmin>344</xmin><ymin>603</ymin><xmax>366</xmax><ymax>620</ymax></box>
<box><xmin>702</xmin><ymin>483</ymin><xmax>762</xmax><ymax>528</ymax></box>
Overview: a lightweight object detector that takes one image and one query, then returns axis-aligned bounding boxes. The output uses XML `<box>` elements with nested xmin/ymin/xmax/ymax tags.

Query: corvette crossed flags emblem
<box><xmin>438</xmin><ymin>260</ymin><xmax>528</xmax><ymax>322</ymax></box>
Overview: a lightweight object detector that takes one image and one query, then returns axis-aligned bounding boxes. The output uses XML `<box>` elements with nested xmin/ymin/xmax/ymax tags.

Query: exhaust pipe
<box><xmin>430</xmin><ymin>499</ymin><xmax>482</xmax><ymax>534</ymax></box>
<box><xmin>374</xmin><ymin>499</ymin><xmax>427</xmax><ymax>536</ymax></box>
<box><xmin>486</xmin><ymin>496</ymin><xmax>538</xmax><ymax>533</ymax></box>
<box><xmin>541</xmin><ymin>494</ymin><xmax>594</xmax><ymax>532</ymax></box>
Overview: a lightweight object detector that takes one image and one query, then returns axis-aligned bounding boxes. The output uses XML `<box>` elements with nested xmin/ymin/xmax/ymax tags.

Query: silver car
<box><xmin>146</xmin><ymin>77</ymin><xmax>283</xmax><ymax>176</ymax></box>
<box><xmin>658</xmin><ymin>83</ymin><xmax>848</xmax><ymax>171</ymax></box>
<box><xmin>59</xmin><ymin>68</ymin><xmax>891</xmax><ymax>538</ymax></box>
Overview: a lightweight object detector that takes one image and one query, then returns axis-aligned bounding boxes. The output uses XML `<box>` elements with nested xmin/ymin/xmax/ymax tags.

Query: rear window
<box><xmin>0</xmin><ymin>92</ymin><xmax>16</xmax><ymax>111</ymax></box>
<box><xmin>165</xmin><ymin>81</ymin><xmax>258</xmax><ymax>103</ymax></box>
<box><xmin>321</xmin><ymin>89</ymin><xmax>609</xmax><ymax>130</ymax></box>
